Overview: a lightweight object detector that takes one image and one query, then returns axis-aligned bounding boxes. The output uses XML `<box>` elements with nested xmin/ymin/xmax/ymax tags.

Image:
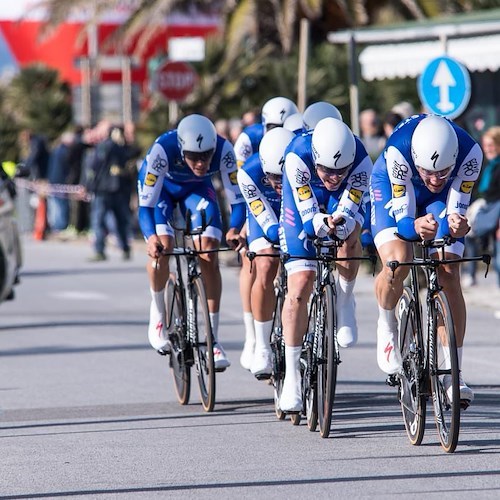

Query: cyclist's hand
<box><xmin>415</xmin><ymin>214</ymin><xmax>438</xmax><ymax>240</ymax></box>
<box><xmin>147</xmin><ymin>234</ymin><xmax>163</xmax><ymax>259</ymax></box>
<box><xmin>226</xmin><ymin>227</ymin><xmax>244</xmax><ymax>251</ymax></box>
<box><xmin>448</xmin><ymin>213</ymin><xmax>470</xmax><ymax>238</ymax></box>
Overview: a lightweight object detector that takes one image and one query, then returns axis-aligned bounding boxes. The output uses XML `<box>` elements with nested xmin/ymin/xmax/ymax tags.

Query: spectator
<box><xmin>359</xmin><ymin>108</ymin><xmax>385</xmax><ymax>160</ymax></box>
<box><xmin>47</xmin><ymin>131</ymin><xmax>75</xmax><ymax>235</ymax></box>
<box><xmin>382</xmin><ymin>111</ymin><xmax>403</xmax><ymax>141</ymax></box>
<box><xmin>391</xmin><ymin>101</ymin><xmax>415</xmax><ymax>119</ymax></box>
<box><xmin>462</xmin><ymin>126</ymin><xmax>500</xmax><ymax>287</ymax></box>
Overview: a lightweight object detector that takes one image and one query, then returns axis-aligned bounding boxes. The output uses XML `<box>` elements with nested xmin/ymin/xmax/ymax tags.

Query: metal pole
<box><xmin>297</xmin><ymin>18</ymin><xmax>309</xmax><ymax>112</ymax></box>
<box><xmin>348</xmin><ymin>32</ymin><xmax>360</xmax><ymax>136</ymax></box>
<box><xmin>122</xmin><ymin>56</ymin><xmax>132</xmax><ymax>123</ymax></box>
<box><xmin>81</xmin><ymin>58</ymin><xmax>91</xmax><ymax>126</ymax></box>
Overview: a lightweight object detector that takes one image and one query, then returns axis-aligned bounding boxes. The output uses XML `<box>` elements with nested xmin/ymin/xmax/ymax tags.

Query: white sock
<box><xmin>284</xmin><ymin>345</ymin><xmax>302</xmax><ymax>385</ymax></box>
<box><xmin>457</xmin><ymin>346</ymin><xmax>463</xmax><ymax>370</ymax></box>
<box><xmin>377</xmin><ymin>305</ymin><xmax>397</xmax><ymax>331</ymax></box>
<box><xmin>254</xmin><ymin>319</ymin><xmax>272</xmax><ymax>352</ymax></box>
<box><xmin>338</xmin><ymin>276</ymin><xmax>355</xmax><ymax>297</ymax></box>
<box><xmin>209</xmin><ymin>312</ymin><xmax>219</xmax><ymax>343</ymax></box>
<box><xmin>150</xmin><ymin>288</ymin><xmax>165</xmax><ymax>315</ymax></box>
<box><xmin>243</xmin><ymin>311</ymin><xmax>255</xmax><ymax>344</ymax></box>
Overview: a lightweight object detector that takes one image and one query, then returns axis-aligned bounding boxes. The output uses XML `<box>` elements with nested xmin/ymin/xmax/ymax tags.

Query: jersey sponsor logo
<box><xmin>151</xmin><ymin>153</ymin><xmax>168</xmax><ymax>173</ymax></box>
<box><xmin>222</xmin><ymin>151</ymin><xmax>236</xmax><ymax>169</ymax></box>
<box><xmin>250</xmin><ymin>198</ymin><xmax>265</xmax><ymax>216</ymax></box>
<box><xmin>145</xmin><ymin>173</ymin><xmax>158</xmax><ymax>186</ymax></box>
<box><xmin>350</xmin><ymin>171</ymin><xmax>368</xmax><ymax>189</ymax></box>
<box><xmin>393</xmin><ymin>204</ymin><xmax>407</xmax><ymax>216</ymax></box>
<box><xmin>391</xmin><ymin>160</ymin><xmax>409</xmax><ymax>181</ymax></box>
<box><xmin>392</xmin><ymin>184</ymin><xmax>406</xmax><ymax>198</ymax></box>
<box><xmin>463</xmin><ymin>158</ymin><xmax>480</xmax><ymax>177</ymax></box>
<box><xmin>297</xmin><ymin>185</ymin><xmax>312</xmax><ymax>201</ymax></box>
<box><xmin>238</xmin><ymin>144</ymin><xmax>252</xmax><ymax>161</ymax></box>
<box><xmin>237</xmin><ymin>160</ymin><xmax>245</xmax><ymax>169</ymax></box>
<box><xmin>341</xmin><ymin>206</ymin><xmax>355</xmax><ymax>218</ymax></box>
<box><xmin>460</xmin><ymin>181</ymin><xmax>474</xmax><ymax>194</ymax></box>
<box><xmin>242</xmin><ymin>182</ymin><xmax>257</xmax><ymax>198</ymax></box>
<box><xmin>229</xmin><ymin>171</ymin><xmax>238</xmax><ymax>185</ymax></box>
<box><xmin>348</xmin><ymin>188</ymin><xmax>362</xmax><ymax>204</ymax></box>
<box><xmin>300</xmin><ymin>203</ymin><xmax>318</xmax><ymax>217</ymax></box>
<box><xmin>454</xmin><ymin>201</ymin><xmax>469</xmax><ymax>210</ymax></box>
<box><xmin>295</xmin><ymin>170</ymin><xmax>311</xmax><ymax>185</ymax></box>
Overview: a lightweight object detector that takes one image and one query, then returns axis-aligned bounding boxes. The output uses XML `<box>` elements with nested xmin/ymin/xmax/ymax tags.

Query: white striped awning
<box><xmin>359</xmin><ymin>34</ymin><xmax>500</xmax><ymax>80</ymax></box>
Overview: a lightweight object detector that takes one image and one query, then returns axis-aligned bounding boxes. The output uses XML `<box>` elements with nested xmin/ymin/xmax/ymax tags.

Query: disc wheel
<box><xmin>165</xmin><ymin>278</ymin><xmax>190</xmax><ymax>405</ymax></box>
<box><xmin>192</xmin><ymin>277</ymin><xmax>216</xmax><ymax>412</ymax></box>
<box><xmin>430</xmin><ymin>291</ymin><xmax>460</xmax><ymax>453</ymax></box>
<box><xmin>398</xmin><ymin>287</ymin><xmax>426</xmax><ymax>446</ymax></box>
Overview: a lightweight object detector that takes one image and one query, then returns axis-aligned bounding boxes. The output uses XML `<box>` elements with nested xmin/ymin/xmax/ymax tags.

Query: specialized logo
<box><xmin>333</xmin><ymin>150</ymin><xmax>342</xmax><ymax>167</ymax></box>
<box><xmin>431</xmin><ymin>151</ymin><xmax>439</xmax><ymax>169</ymax></box>
<box><xmin>145</xmin><ymin>173</ymin><xmax>158</xmax><ymax>186</ymax></box>
<box><xmin>460</xmin><ymin>181</ymin><xmax>474</xmax><ymax>194</ymax></box>
<box><xmin>229</xmin><ymin>171</ymin><xmax>238</xmax><ymax>185</ymax></box>
<box><xmin>384</xmin><ymin>342</ymin><xmax>394</xmax><ymax>363</ymax></box>
<box><xmin>297</xmin><ymin>185</ymin><xmax>312</xmax><ymax>201</ymax></box>
<box><xmin>348</xmin><ymin>188</ymin><xmax>362</xmax><ymax>204</ymax></box>
<box><xmin>196</xmin><ymin>133</ymin><xmax>203</xmax><ymax>149</ymax></box>
<box><xmin>392</xmin><ymin>184</ymin><xmax>406</xmax><ymax>198</ymax></box>
<box><xmin>250</xmin><ymin>199</ymin><xmax>265</xmax><ymax>216</ymax></box>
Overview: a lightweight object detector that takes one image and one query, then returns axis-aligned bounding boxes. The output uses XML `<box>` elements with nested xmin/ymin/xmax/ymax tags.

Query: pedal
<box><xmin>157</xmin><ymin>348</ymin><xmax>169</xmax><ymax>356</ymax></box>
<box><xmin>254</xmin><ymin>372</ymin><xmax>272</xmax><ymax>381</ymax></box>
<box><xmin>386</xmin><ymin>374</ymin><xmax>399</xmax><ymax>387</ymax></box>
<box><xmin>460</xmin><ymin>399</ymin><xmax>471</xmax><ymax>410</ymax></box>
<box><xmin>214</xmin><ymin>366</ymin><xmax>227</xmax><ymax>373</ymax></box>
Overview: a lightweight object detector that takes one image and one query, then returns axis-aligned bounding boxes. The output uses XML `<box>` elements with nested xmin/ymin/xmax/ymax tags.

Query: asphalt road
<box><xmin>0</xmin><ymin>235</ymin><xmax>499</xmax><ymax>499</ymax></box>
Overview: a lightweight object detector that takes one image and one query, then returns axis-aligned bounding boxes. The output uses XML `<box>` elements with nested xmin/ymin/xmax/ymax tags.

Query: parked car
<box><xmin>0</xmin><ymin>164</ymin><xmax>27</xmax><ymax>302</ymax></box>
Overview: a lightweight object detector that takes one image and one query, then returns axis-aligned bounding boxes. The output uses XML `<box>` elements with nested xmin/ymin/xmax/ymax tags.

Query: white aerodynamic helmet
<box><xmin>259</xmin><ymin>127</ymin><xmax>295</xmax><ymax>175</ymax></box>
<box><xmin>177</xmin><ymin>114</ymin><xmax>217</xmax><ymax>154</ymax></box>
<box><xmin>302</xmin><ymin>101</ymin><xmax>342</xmax><ymax>131</ymax></box>
<box><xmin>283</xmin><ymin>112</ymin><xmax>304</xmax><ymax>133</ymax></box>
<box><xmin>261</xmin><ymin>97</ymin><xmax>299</xmax><ymax>130</ymax></box>
<box><xmin>411</xmin><ymin>115</ymin><xmax>458</xmax><ymax>171</ymax></box>
<box><xmin>312</xmin><ymin>117</ymin><xmax>356</xmax><ymax>170</ymax></box>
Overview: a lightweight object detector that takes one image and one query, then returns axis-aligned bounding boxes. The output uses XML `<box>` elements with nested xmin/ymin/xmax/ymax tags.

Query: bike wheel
<box><xmin>271</xmin><ymin>292</ymin><xmax>286</xmax><ymax>420</ymax></box>
<box><xmin>397</xmin><ymin>287</ymin><xmax>426</xmax><ymax>446</ymax></box>
<box><xmin>165</xmin><ymin>277</ymin><xmax>191</xmax><ymax>405</ymax></box>
<box><xmin>192</xmin><ymin>277</ymin><xmax>216</xmax><ymax>412</ymax></box>
<box><xmin>304</xmin><ymin>297</ymin><xmax>318</xmax><ymax>432</ymax></box>
<box><xmin>430</xmin><ymin>291</ymin><xmax>460</xmax><ymax>453</ymax></box>
<box><xmin>317</xmin><ymin>285</ymin><xmax>338</xmax><ymax>438</ymax></box>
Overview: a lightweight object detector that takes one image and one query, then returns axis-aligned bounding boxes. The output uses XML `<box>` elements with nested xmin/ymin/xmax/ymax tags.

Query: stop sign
<box><xmin>155</xmin><ymin>61</ymin><xmax>198</xmax><ymax>101</ymax></box>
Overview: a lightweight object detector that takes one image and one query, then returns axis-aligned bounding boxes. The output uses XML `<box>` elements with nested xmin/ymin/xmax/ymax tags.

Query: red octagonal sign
<box><xmin>155</xmin><ymin>61</ymin><xmax>198</xmax><ymax>102</ymax></box>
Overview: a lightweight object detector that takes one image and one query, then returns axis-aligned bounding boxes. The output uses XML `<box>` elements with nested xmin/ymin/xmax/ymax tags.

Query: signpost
<box><xmin>418</xmin><ymin>56</ymin><xmax>471</xmax><ymax>119</ymax></box>
<box><xmin>154</xmin><ymin>60</ymin><xmax>198</xmax><ymax>102</ymax></box>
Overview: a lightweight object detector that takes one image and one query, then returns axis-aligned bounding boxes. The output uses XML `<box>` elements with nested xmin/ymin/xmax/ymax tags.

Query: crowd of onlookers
<box><xmin>11</xmin><ymin>101</ymin><xmax>500</xmax><ymax>286</ymax></box>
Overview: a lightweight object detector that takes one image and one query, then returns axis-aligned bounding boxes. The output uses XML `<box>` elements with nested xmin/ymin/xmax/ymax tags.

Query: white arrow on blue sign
<box><xmin>417</xmin><ymin>56</ymin><xmax>471</xmax><ymax>119</ymax></box>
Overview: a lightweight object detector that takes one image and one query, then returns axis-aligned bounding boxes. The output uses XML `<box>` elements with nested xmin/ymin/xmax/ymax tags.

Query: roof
<box><xmin>328</xmin><ymin>9</ymin><xmax>500</xmax><ymax>80</ymax></box>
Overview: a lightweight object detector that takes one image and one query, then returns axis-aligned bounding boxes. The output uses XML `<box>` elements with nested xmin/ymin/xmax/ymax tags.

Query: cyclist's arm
<box><xmin>385</xmin><ymin>145</ymin><xmax>418</xmax><ymax>240</ymax></box>
<box><xmin>137</xmin><ymin>141</ymin><xmax>169</xmax><ymax>239</ymax></box>
<box><xmin>218</xmin><ymin>139</ymin><xmax>246</xmax><ymax>232</ymax></box>
<box><xmin>233</xmin><ymin>131</ymin><xmax>253</xmax><ymax>168</ymax></box>
<box><xmin>284</xmin><ymin>151</ymin><xmax>320</xmax><ymax>238</ymax></box>
<box><xmin>237</xmin><ymin>165</ymin><xmax>279</xmax><ymax>243</ymax></box>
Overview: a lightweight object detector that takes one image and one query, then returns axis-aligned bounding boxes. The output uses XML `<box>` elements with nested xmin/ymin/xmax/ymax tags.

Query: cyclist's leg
<box><xmin>371</xmin><ymin>169</ymin><xmax>411</xmax><ymax>374</ymax></box>
<box><xmin>428</xmin><ymin>199</ymin><xmax>473</xmax><ymax>402</ymax></box>
<box><xmin>248</xmin><ymin>230</ymin><xmax>279</xmax><ymax>377</ymax></box>
<box><xmin>146</xmin><ymin>189</ymin><xmax>175</xmax><ymax>352</ymax></box>
<box><xmin>280</xmin><ymin>199</ymin><xmax>316</xmax><ymax>411</ymax></box>
<box><xmin>239</xmin><ymin>223</ymin><xmax>256</xmax><ymax>370</ymax></box>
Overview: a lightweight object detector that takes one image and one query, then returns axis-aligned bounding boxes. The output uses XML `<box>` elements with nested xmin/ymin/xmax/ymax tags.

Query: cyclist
<box><xmin>237</xmin><ymin>127</ymin><xmax>296</xmax><ymax>379</ymax></box>
<box><xmin>370</xmin><ymin>114</ymin><xmax>482</xmax><ymax>404</ymax></box>
<box><xmin>137</xmin><ymin>114</ymin><xmax>245</xmax><ymax>370</ymax></box>
<box><xmin>233</xmin><ymin>97</ymin><xmax>299</xmax><ymax>371</ymax></box>
<box><xmin>279</xmin><ymin>117</ymin><xmax>373</xmax><ymax>412</ymax></box>
<box><xmin>302</xmin><ymin>101</ymin><xmax>343</xmax><ymax>131</ymax></box>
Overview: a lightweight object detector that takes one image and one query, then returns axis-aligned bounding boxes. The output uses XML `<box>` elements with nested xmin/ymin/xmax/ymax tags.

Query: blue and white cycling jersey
<box><xmin>233</xmin><ymin>123</ymin><xmax>265</xmax><ymax>168</ymax></box>
<box><xmin>280</xmin><ymin>130</ymin><xmax>372</xmax><ymax>270</ymax></box>
<box><xmin>137</xmin><ymin>129</ymin><xmax>245</xmax><ymax>238</ymax></box>
<box><xmin>237</xmin><ymin>152</ymin><xmax>281</xmax><ymax>248</ymax></box>
<box><xmin>371</xmin><ymin>114</ymin><xmax>483</xmax><ymax>249</ymax></box>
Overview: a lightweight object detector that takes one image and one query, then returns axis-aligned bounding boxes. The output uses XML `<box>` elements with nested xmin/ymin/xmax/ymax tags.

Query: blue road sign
<box><xmin>417</xmin><ymin>56</ymin><xmax>471</xmax><ymax>119</ymax></box>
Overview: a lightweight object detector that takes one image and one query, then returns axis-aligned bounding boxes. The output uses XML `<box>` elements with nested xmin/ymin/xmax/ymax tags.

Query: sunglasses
<box><xmin>315</xmin><ymin>163</ymin><xmax>352</xmax><ymax>178</ymax></box>
<box><xmin>184</xmin><ymin>149</ymin><xmax>214</xmax><ymax>162</ymax></box>
<box><xmin>417</xmin><ymin>166</ymin><xmax>453</xmax><ymax>180</ymax></box>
